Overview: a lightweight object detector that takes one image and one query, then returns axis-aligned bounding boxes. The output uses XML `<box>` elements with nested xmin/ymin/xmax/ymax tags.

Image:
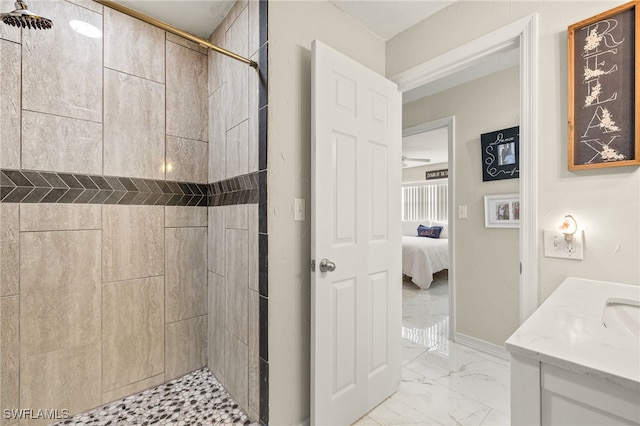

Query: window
<box><xmin>402</xmin><ymin>181</ymin><xmax>448</xmax><ymax>222</ymax></box>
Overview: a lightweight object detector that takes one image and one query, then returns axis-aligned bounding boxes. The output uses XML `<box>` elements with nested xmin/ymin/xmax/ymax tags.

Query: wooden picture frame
<box><xmin>480</xmin><ymin>126</ymin><xmax>519</xmax><ymax>181</ymax></box>
<box><xmin>568</xmin><ymin>1</ymin><xmax>640</xmax><ymax>170</ymax></box>
<box><xmin>484</xmin><ymin>193</ymin><xmax>520</xmax><ymax>228</ymax></box>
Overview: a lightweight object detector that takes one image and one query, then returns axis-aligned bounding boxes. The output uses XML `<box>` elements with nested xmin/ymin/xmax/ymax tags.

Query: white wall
<box><xmin>402</xmin><ymin>163</ymin><xmax>449</xmax><ymax>183</ymax></box>
<box><xmin>404</xmin><ymin>66</ymin><xmax>520</xmax><ymax>345</ymax></box>
<box><xmin>267</xmin><ymin>2</ymin><xmax>385</xmax><ymax>424</ymax></box>
<box><xmin>389</xmin><ymin>1</ymin><xmax>640</xmax><ymax>304</ymax></box>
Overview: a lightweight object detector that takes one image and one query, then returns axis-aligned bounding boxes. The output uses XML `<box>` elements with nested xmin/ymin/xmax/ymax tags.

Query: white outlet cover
<box><xmin>543</xmin><ymin>229</ymin><xmax>584</xmax><ymax>260</ymax></box>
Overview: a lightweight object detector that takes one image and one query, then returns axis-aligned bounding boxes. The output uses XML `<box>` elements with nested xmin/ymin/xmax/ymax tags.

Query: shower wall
<box><xmin>206</xmin><ymin>0</ymin><xmax>266</xmax><ymax>422</ymax></box>
<box><xmin>0</xmin><ymin>1</ymin><xmax>208</xmax><ymax>425</ymax></box>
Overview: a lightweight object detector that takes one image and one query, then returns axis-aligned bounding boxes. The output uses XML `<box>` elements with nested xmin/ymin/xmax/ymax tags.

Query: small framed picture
<box><xmin>484</xmin><ymin>193</ymin><xmax>520</xmax><ymax>228</ymax></box>
<box><xmin>481</xmin><ymin>126</ymin><xmax>520</xmax><ymax>181</ymax></box>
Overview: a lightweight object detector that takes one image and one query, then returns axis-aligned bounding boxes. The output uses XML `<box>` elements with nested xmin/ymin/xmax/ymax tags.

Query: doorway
<box><xmin>393</xmin><ymin>13</ymin><xmax>538</xmax><ymax>336</ymax></box>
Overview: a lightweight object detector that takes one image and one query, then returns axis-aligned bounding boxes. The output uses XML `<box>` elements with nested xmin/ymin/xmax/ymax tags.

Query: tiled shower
<box><xmin>0</xmin><ymin>0</ymin><xmax>268</xmax><ymax>424</ymax></box>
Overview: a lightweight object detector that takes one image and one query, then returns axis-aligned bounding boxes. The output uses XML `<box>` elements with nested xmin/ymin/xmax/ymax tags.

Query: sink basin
<box><xmin>602</xmin><ymin>298</ymin><xmax>640</xmax><ymax>337</ymax></box>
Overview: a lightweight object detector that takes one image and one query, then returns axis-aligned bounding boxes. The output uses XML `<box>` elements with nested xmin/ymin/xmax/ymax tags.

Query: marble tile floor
<box><xmin>354</xmin><ymin>272</ymin><xmax>510</xmax><ymax>426</ymax></box>
<box><xmin>53</xmin><ymin>368</ymin><xmax>252</xmax><ymax>426</ymax></box>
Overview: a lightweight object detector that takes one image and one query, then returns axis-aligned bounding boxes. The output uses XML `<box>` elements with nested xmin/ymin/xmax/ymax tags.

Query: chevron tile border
<box><xmin>0</xmin><ymin>169</ymin><xmax>208</xmax><ymax>206</ymax></box>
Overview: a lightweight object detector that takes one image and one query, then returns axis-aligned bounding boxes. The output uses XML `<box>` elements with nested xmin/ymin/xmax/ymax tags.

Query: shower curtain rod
<box><xmin>94</xmin><ymin>0</ymin><xmax>258</xmax><ymax>69</ymax></box>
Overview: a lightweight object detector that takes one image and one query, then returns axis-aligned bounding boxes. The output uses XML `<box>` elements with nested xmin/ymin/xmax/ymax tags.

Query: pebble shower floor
<box><xmin>53</xmin><ymin>368</ymin><xmax>251</xmax><ymax>426</ymax></box>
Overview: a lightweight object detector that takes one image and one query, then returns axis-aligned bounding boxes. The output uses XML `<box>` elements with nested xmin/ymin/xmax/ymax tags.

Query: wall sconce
<box><xmin>559</xmin><ymin>215</ymin><xmax>578</xmax><ymax>242</ymax></box>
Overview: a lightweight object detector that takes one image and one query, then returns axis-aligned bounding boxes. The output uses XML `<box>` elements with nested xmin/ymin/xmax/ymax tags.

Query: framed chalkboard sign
<box><xmin>568</xmin><ymin>1</ymin><xmax>640</xmax><ymax>170</ymax></box>
<box><xmin>480</xmin><ymin>126</ymin><xmax>519</xmax><ymax>182</ymax></box>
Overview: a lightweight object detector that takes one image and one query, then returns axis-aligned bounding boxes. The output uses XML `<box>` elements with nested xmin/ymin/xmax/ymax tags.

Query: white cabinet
<box><xmin>511</xmin><ymin>353</ymin><xmax>640</xmax><ymax>425</ymax></box>
<box><xmin>507</xmin><ymin>278</ymin><xmax>640</xmax><ymax>426</ymax></box>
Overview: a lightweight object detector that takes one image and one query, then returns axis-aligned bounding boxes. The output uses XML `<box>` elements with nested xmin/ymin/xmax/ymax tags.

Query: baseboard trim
<box><xmin>454</xmin><ymin>332</ymin><xmax>510</xmax><ymax>361</ymax></box>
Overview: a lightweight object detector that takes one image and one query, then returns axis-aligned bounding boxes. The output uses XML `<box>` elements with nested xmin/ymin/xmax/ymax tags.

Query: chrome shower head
<box><xmin>1</xmin><ymin>0</ymin><xmax>52</xmax><ymax>30</ymax></box>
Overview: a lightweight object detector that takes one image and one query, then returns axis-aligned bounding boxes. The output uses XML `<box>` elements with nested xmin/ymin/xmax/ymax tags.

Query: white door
<box><xmin>311</xmin><ymin>40</ymin><xmax>402</xmax><ymax>426</ymax></box>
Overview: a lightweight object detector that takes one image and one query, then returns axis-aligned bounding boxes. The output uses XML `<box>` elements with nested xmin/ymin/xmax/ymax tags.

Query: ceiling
<box><xmin>115</xmin><ymin>0</ymin><xmax>455</xmax><ymax>41</ymax></box>
<box><xmin>117</xmin><ymin>0</ymin><xmax>235</xmax><ymax>39</ymax></box>
<box><xmin>402</xmin><ymin>126</ymin><xmax>448</xmax><ymax>168</ymax></box>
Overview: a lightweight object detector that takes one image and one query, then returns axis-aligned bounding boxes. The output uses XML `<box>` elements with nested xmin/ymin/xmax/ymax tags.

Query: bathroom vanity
<box><xmin>506</xmin><ymin>277</ymin><xmax>640</xmax><ymax>425</ymax></box>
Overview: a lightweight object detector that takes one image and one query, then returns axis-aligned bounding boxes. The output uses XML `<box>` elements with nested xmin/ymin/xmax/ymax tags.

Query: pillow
<box><xmin>417</xmin><ymin>225</ymin><xmax>442</xmax><ymax>238</ymax></box>
<box><xmin>430</xmin><ymin>220</ymin><xmax>448</xmax><ymax>239</ymax></box>
<box><xmin>402</xmin><ymin>221</ymin><xmax>423</xmax><ymax>236</ymax></box>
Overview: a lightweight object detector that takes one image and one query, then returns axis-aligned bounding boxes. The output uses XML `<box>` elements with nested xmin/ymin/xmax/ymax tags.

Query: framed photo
<box><xmin>568</xmin><ymin>1</ymin><xmax>639</xmax><ymax>170</ymax></box>
<box><xmin>484</xmin><ymin>193</ymin><xmax>520</xmax><ymax>228</ymax></box>
<box><xmin>480</xmin><ymin>126</ymin><xmax>519</xmax><ymax>181</ymax></box>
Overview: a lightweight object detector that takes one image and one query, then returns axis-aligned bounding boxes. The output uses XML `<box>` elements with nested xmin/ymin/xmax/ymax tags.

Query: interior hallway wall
<box><xmin>403</xmin><ymin>67</ymin><xmax>520</xmax><ymax>346</ymax></box>
<box><xmin>402</xmin><ymin>163</ymin><xmax>450</xmax><ymax>183</ymax></box>
<box><xmin>0</xmin><ymin>1</ymin><xmax>208</xmax><ymax>424</ymax></box>
<box><xmin>267</xmin><ymin>1</ymin><xmax>386</xmax><ymax>424</ymax></box>
<box><xmin>387</xmin><ymin>1</ymin><xmax>640</xmax><ymax>303</ymax></box>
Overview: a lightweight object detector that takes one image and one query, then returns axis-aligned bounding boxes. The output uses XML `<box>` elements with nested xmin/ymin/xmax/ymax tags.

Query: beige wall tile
<box><xmin>1</xmin><ymin>296</ymin><xmax>19</xmax><ymax>424</ymax></box>
<box><xmin>103</xmin><ymin>69</ymin><xmax>165</xmax><ymax>180</ymax></box>
<box><xmin>104</xmin><ymin>8</ymin><xmax>165</xmax><ymax>83</ymax></box>
<box><xmin>22</xmin><ymin>111</ymin><xmax>102</xmax><ymax>175</ymax></box>
<box><xmin>102</xmin><ymin>277</ymin><xmax>164</xmax><ymax>392</ymax></box>
<box><xmin>102</xmin><ymin>205</ymin><xmax>164</xmax><ymax>282</ymax></box>
<box><xmin>20</xmin><ymin>230</ymin><xmax>101</xmax><ymax>357</ymax></box>
<box><xmin>165</xmin><ymin>206</ymin><xmax>207</xmax><ymax>228</ymax></box>
<box><xmin>226</xmin><ymin>120</ymin><xmax>249</xmax><ymax>179</ymax></box>
<box><xmin>0</xmin><ymin>204</ymin><xmax>18</xmax><ymax>297</ymax></box>
<box><xmin>65</xmin><ymin>0</ymin><xmax>103</xmax><ymax>14</ymax></box>
<box><xmin>248</xmin><ymin>0</ymin><xmax>260</xmax><ymax>57</ymax></box>
<box><xmin>226</xmin><ymin>205</ymin><xmax>248</xmax><ymax>230</ymax></box>
<box><xmin>166</xmin><ymin>33</ymin><xmax>208</xmax><ymax>55</ymax></box>
<box><xmin>0</xmin><ymin>39</ymin><xmax>20</xmax><ymax>169</ymax></box>
<box><xmin>248</xmin><ymin>204</ymin><xmax>259</xmax><ymax>291</ymax></box>
<box><xmin>208</xmin><ymin>27</ymin><xmax>225</xmax><ymax>96</ymax></box>
<box><xmin>166</xmin><ymin>41</ymin><xmax>208</xmax><ymax>142</ymax></box>
<box><xmin>224</xmin><ymin>0</ymin><xmax>249</xmax><ymax>39</ymax></box>
<box><xmin>208</xmin><ymin>207</ymin><xmax>225</xmax><ymax>275</ymax></box>
<box><xmin>224</xmin><ymin>330</ymin><xmax>248</xmax><ymax>411</ymax></box>
<box><xmin>165</xmin><ymin>315</ymin><xmax>207</xmax><ymax>381</ymax></box>
<box><xmin>101</xmin><ymin>373</ymin><xmax>165</xmax><ymax>405</ymax></box>
<box><xmin>248</xmin><ymin>289</ymin><xmax>259</xmax><ymax>414</ymax></box>
<box><xmin>226</xmin><ymin>229</ymin><xmax>248</xmax><ymax>343</ymax></box>
<box><xmin>165</xmin><ymin>227</ymin><xmax>207</xmax><ymax>323</ymax></box>
<box><xmin>20</xmin><ymin>203</ymin><xmax>101</xmax><ymax>233</ymax></box>
<box><xmin>20</xmin><ymin>344</ymin><xmax>101</xmax><ymax>426</ymax></box>
<box><xmin>0</xmin><ymin>0</ymin><xmax>20</xmax><ymax>43</ymax></box>
<box><xmin>207</xmin><ymin>272</ymin><xmax>225</xmax><ymax>383</ymax></box>
<box><xmin>22</xmin><ymin>0</ymin><xmax>102</xmax><ymax>122</ymax></box>
<box><xmin>209</xmin><ymin>86</ymin><xmax>227</xmax><ymax>182</ymax></box>
<box><xmin>225</xmin><ymin>7</ymin><xmax>249</xmax><ymax>130</ymax></box>
<box><xmin>166</xmin><ymin>136</ymin><xmax>208</xmax><ymax>184</ymax></box>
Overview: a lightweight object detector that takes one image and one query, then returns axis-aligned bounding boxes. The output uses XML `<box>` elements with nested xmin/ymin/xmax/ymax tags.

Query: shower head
<box><xmin>1</xmin><ymin>0</ymin><xmax>52</xmax><ymax>30</ymax></box>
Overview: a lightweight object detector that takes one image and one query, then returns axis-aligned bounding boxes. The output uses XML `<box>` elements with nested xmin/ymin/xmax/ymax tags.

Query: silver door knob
<box><xmin>319</xmin><ymin>259</ymin><xmax>336</xmax><ymax>272</ymax></box>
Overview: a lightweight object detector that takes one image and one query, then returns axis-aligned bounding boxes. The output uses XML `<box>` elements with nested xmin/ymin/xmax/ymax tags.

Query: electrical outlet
<box><xmin>544</xmin><ymin>229</ymin><xmax>584</xmax><ymax>260</ymax></box>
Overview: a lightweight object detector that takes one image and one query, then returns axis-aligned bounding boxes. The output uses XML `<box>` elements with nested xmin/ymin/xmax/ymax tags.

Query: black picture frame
<box><xmin>480</xmin><ymin>126</ymin><xmax>520</xmax><ymax>182</ymax></box>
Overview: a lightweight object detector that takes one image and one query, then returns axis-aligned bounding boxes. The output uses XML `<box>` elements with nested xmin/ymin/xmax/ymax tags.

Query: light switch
<box><xmin>294</xmin><ymin>198</ymin><xmax>305</xmax><ymax>221</ymax></box>
<box><xmin>458</xmin><ymin>205</ymin><xmax>468</xmax><ymax>219</ymax></box>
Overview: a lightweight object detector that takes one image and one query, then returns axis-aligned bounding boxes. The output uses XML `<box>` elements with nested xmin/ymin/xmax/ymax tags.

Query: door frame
<box><xmin>402</xmin><ymin>117</ymin><xmax>455</xmax><ymax>340</ymax></box>
<box><xmin>392</xmin><ymin>14</ymin><xmax>539</xmax><ymax>325</ymax></box>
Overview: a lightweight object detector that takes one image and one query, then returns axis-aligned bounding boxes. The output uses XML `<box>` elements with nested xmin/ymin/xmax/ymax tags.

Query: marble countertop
<box><xmin>506</xmin><ymin>277</ymin><xmax>640</xmax><ymax>391</ymax></box>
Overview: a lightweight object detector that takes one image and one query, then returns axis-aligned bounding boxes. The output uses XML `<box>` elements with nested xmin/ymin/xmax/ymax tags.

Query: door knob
<box><xmin>319</xmin><ymin>258</ymin><xmax>336</xmax><ymax>272</ymax></box>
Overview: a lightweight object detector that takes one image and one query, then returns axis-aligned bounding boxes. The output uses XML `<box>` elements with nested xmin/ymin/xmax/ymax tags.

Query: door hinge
<box><xmin>310</xmin><ymin>259</ymin><xmax>315</xmax><ymax>272</ymax></box>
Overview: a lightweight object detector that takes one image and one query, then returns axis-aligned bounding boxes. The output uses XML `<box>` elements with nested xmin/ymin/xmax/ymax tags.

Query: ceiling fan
<box><xmin>402</xmin><ymin>155</ymin><xmax>431</xmax><ymax>168</ymax></box>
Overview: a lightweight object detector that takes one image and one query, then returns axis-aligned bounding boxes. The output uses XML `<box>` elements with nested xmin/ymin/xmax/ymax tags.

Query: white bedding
<box><xmin>402</xmin><ymin>236</ymin><xmax>449</xmax><ymax>289</ymax></box>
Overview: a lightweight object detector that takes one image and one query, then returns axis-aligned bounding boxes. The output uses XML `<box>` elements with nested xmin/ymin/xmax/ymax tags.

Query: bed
<box><xmin>401</xmin><ymin>220</ymin><xmax>449</xmax><ymax>289</ymax></box>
